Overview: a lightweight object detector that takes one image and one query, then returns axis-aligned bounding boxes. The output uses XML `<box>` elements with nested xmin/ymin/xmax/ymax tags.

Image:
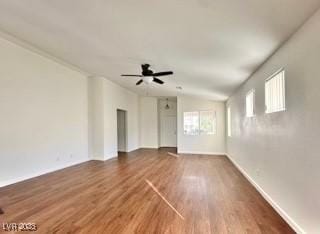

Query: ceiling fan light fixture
<box><xmin>121</xmin><ymin>64</ymin><xmax>173</xmax><ymax>86</ymax></box>
<box><xmin>143</xmin><ymin>76</ymin><xmax>153</xmax><ymax>84</ymax></box>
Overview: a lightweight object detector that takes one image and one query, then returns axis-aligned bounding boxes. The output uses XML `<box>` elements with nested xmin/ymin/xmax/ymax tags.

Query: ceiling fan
<box><xmin>121</xmin><ymin>64</ymin><xmax>173</xmax><ymax>85</ymax></box>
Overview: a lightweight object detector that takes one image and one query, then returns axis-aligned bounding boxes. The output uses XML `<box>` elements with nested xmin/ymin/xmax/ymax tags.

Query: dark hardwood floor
<box><xmin>0</xmin><ymin>148</ymin><xmax>294</xmax><ymax>233</ymax></box>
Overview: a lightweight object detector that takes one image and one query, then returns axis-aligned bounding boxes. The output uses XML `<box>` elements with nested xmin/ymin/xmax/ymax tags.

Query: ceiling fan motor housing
<box><xmin>141</xmin><ymin>64</ymin><xmax>154</xmax><ymax>76</ymax></box>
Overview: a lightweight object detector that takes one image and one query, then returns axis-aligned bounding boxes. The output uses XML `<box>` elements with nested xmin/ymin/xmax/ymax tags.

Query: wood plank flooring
<box><xmin>0</xmin><ymin>148</ymin><xmax>294</xmax><ymax>233</ymax></box>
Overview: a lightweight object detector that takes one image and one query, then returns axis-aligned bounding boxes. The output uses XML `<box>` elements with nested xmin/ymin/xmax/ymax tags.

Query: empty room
<box><xmin>1</xmin><ymin>0</ymin><xmax>320</xmax><ymax>233</ymax></box>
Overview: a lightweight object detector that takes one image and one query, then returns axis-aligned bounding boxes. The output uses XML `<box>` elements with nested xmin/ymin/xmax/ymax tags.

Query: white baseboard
<box><xmin>226</xmin><ymin>154</ymin><xmax>305</xmax><ymax>234</ymax></box>
<box><xmin>91</xmin><ymin>151</ymin><xmax>118</xmax><ymax>161</ymax></box>
<box><xmin>178</xmin><ymin>150</ymin><xmax>226</xmax><ymax>155</ymax></box>
<box><xmin>139</xmin><ymin>147</ymin><xmax>159</xmax><ymax>150</ymax></box>
<box><xmin>139</xmin><ymin>144</ymin><xmax>159</xmax><ymax>148</ymax></box>
<box><xmin>127</xmin><ymin>147</ymin><xmax>140</xmax><ymax>152</ymax></box>
<box><xmin>104</xmin><ymin>152</ymin><xmax>117</xmax><ymax>161</ymax></box>
<box><xmin>91</xmin><ymin>157</ymin><xmax>116</xmax><ymax>161</ymax></box>
<box><xmin>84</xmin><ymin>148</ymin><xmax>141</xmax><ymax>162</ymax></box>
<box><xmin>0</xmin><ymin>158</ymin><xmax>89</xmax><ymax>188</ymax></box>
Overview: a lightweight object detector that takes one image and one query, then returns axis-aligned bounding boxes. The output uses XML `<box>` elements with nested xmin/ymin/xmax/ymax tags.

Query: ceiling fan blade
<box><xmin>136</xmin><ymin>79</ymin><xmax>143</xmax><ymax>85</ymax></box>
<box><xmin>152</xmin><ymin>71</ymin><xmax>173</xmax><ymax>77</ymax></box>
<box><xmin>153</xmin><ymin>77</ymin><xmax>164</xmax><ymax>84</ymax></box>
<box><xmin>121</xmin><ymin>74</ymin><xmax>143</xmax><ymax>77</ymax></box>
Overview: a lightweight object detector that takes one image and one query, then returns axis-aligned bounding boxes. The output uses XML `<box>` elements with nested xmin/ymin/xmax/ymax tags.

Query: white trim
<box><xmin>0</xmin><ymin>159</ymin><xmax>89</xmax><ymax>188</ymax></box>
<box><xmin>183</xmin><ymin>110</ymin><xmax>217</xmax><ymax>136</ymax></box>
<box><xmin>104</xmin><ymin>151</ymin><xmax>118</xmax><ymax>161</ymax></box>
<box><xmin>91</xmin><ymin>156</ymin><xmax>109</xmax><ymax>161</ymax></box>
<box><xmin>226</xmin><ymin>154</ymin><xmax>305</xmax><ymax>234</ymax></box>
<box><xmin>139</xmin><ymin>146</ymin><xmax>160</xmax><ymax>149</ymax></box>
<box><xmin>0</xmin><ymin>29</ymin><xmax>89</xmax><ymax>76</ymax></box>
<box><xmin>127</xmin><ymin>147</ymin><xmax>140</xmax><ymax>153</ymax></box>
<box><xmin>178</xmin><ymin>151</ymin><xmax>226</xmax><ymax>155</ymax></box>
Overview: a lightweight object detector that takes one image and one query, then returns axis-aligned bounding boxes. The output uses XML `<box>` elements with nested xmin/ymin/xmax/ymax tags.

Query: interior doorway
<box><xmin>161</xmin><ymin>116</ymin><xmax>177</xmax><ymax>147</ymax></box>
<box><xmin>159</xmin><ymin>98</ymin><xmax>177</xmax><ymax>147</ymax></box>
<box><xmin>117</xmin><ymin>109</ymin><xmax>127</xmax><ymax>153</ymax></box>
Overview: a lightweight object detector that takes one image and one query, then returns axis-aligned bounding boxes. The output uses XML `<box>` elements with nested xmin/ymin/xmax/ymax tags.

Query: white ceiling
<box><xmin>0</xmin><ymin>0</ymin><xmax>319</xmax><ymax>100</ymax></box>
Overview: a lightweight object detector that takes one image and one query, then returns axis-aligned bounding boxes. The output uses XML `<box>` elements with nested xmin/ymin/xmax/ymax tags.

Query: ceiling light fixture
<box><xmin>143</xmin><ymin>76</ymin><xmax>153</xmax><ymax>84</ymax></box>
<box><xmin>165</xmin><ymin>98</ymin><xmax>170</xmax><ymax>110</ymax></box>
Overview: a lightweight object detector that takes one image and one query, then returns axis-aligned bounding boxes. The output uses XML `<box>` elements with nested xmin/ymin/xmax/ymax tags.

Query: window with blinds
<box><xmin>227</xmin><ymin>107</ymin><xmax>231</xmax><ymax>137</ymax></box>
<box><xmin>246</xmin><ymin>89</ymin><xmax>255</xmax><ymax>117</ymax></box>
<box><xmin>265</xmin><ymin>70</ymin><xmax>286</xmax><ymax>113</ymax></box>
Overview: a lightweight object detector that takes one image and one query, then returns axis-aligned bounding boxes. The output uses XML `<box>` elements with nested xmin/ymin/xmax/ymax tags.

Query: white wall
<box><xmin>0</xmin><ymin>36</ymin><xmax>89</xmax><ymax>187</ymax></box>
<box><xmin>0</xmin><ymin>32</ymin><xmax>140</xmax><ymax>186</ymax></box>
<box><xmin>139</xmin><ymin>97</ymin><xmax>159</xmax><ymax>148</ymax></box>
<box><xmin>104</xmin><ymin>79</ymin><xmax>139</xmax><ymax>157</ymax></box>
<box><xmin>177</xmin><ymin>95</ymin><xmax>226</xmax><ymax>154</ymax></box>
<box><xmin>227</xmin><ymin>9</ymin><xmax>320</xmax><ymax>234</ymax></box>
<box><xmin>88</xmin><ymin>77</ymin><xmax>104</xmax><ymax>159</ymax></box>
<box><xmin>89</xmin><ymin>77</ymin><xmax>139</xmax><ymax>160</ymax></box>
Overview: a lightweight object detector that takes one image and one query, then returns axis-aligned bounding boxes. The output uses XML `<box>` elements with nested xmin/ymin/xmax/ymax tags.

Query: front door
<box><xmin>161</xmin><ymin>116</ymin><xmax>177</xmax><ymax>147</ymax></box>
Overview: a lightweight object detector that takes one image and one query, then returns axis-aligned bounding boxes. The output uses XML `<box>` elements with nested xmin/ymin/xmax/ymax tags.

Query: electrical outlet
<box><xmin>56</xmin><ymin>156</ymin><xmax>60</xmax><ymax>161</ymax></box>
<box><xmin>70</xmin><ymin>154</ymin><xmax>73</xmax><ymax>158</ymax></box>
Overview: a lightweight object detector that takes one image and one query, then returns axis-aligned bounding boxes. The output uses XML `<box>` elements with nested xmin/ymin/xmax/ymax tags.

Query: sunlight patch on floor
<box><xmin>167</xmin><ymin>152</ymin><xmax>180</xmax><ymax>158</ymax></box>
<box><xmin>145</xmin><ymin>179</ymin><xmax>184</xmax><ymax>220</ymax></box>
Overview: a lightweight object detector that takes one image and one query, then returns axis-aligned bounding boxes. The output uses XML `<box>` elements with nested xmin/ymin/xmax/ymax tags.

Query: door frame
<box><xmin>116</xmin><ymin>109</ymin><xmax>128</xmax><ymax>153</ymax></box>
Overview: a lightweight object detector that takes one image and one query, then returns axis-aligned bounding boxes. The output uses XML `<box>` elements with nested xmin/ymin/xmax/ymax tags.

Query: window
<box><xmin>227</xmin><ymin>107</ymin><xmax>231</xmax><ymax>137</ymax></box>
<box><xmin>246</xmin><ymin>89</ymin><xmax>255</xmax><ymax>117</ymax></box>
<box><xmin>265</xmin><ymin>69</ymin><xmax>286</xmax><ymax>113</ymax></box>
<box><xmin>183</xmin><ymin>112</ymin><xmax>199</xmax><ymax>135</ymax></box>
<box><xmin>183</xmin><ymin>110</ymin><xmax>216</xmax><ymax>135</ymax></box>
<box><xmin>200</xmin><ymin>110</ymin><xmax>216</xmax><ymax>135</ymax></box>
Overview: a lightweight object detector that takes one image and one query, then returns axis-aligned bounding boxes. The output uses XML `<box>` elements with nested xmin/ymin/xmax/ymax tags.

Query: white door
<box><xmin>161</xmin><ymin>116</ymin><xmax>177</xmax><ymax>147</ymax></box>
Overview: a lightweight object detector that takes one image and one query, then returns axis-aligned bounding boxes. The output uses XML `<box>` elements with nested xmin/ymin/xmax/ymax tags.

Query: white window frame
<box><xmin>246</xmin><ymin>89</ymin><xmax>255</xmax><ymax>118</ymax></box>
<box><xmin>183</xmin><ymin>110</ymin><xmax>216</xmax><ymax>136</ymax></box>
<box><xmin>265</xmin><ymin>69</ymin><xmax>286</xmax><ymax>114</ymax></box>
